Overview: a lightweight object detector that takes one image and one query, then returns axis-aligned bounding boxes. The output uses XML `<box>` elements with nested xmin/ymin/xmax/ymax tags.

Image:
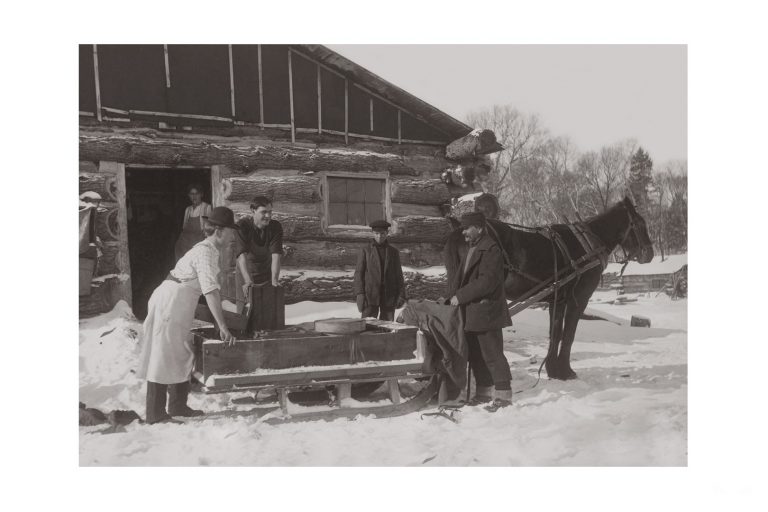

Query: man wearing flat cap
<box><xmin>448</xmin><ymin>212</ymin><xmax>513</xmax><ymax>411</ymax></box>
<box><xmin>353</xmin><ymin>220</ymin><xmax>407</xmax><ymax>321</ymax></box>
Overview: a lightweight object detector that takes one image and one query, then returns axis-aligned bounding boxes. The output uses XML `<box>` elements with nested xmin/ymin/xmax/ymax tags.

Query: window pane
<box><xmin>328</xmin><ymin>178</ymin><xmax>347</xmax><ymax>202</ymax></box>
<box><xmin>329</xmin><ymin>203</ymin><xmax>347</xmax><ymax>225</ymax></box>
<box><xmin>365</xmin><ymin>203</ymin><xmax>384</xmax><ymax>225</ymax></box>
<box><xmin>364</xmin><ymin>179</ymin><xmax>383</xmax><ymax>203</ymax></box>
<box><xmin>348</xmin><ymin>203</ymin><xmax>365</xmax><ymax>226</ymax></box>
<box><xmin>346</xmin><ymin>179</ymin><xmax>365</xmax><ymax>202</ymax></box>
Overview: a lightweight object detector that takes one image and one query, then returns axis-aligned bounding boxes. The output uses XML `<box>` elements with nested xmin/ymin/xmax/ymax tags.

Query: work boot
<box><xmin>485</xmin><ymin>388</ymin><xmax>513</xmax><ymax>412</ymax></box>
<box><xmin>466</xmin><ymin>395</ymin><xmax>493</xmax><ymax>406</ymax></box>
<box><xmin>466</xmin><ymin>385</ymin><xmax>493</xmax><ymax>406</ymax></box>
<box><xmin>484</xmin><ymin>398</ymin><xmax>512</xmax><ymax>412</ymax></box>
<box><xmin>146</xmin><ymin>381</ymin><xmax>169</xmax><ymax>424</ymax></box>
<box><xmin>168</xmin><ymin>381</ymin><xmax>205</xmax><ymax>417</ymax></box>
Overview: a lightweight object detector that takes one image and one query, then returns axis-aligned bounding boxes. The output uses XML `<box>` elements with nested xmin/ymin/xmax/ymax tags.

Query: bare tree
<box><xmin>465</xmin><ymin>105</ymin><xmax>547</xmax><ymax>198</ymax></box>
<box><xmin>575</xmin><ymin>139</ymin><xmax>637</xmax><ymax>215</ymax></box>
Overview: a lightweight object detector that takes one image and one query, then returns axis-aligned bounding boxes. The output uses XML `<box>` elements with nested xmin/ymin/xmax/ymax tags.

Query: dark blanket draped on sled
<box><xmin>401</xmin><ymin>300</ymin><xmax>467</xmax><ymax>398</ymax></box>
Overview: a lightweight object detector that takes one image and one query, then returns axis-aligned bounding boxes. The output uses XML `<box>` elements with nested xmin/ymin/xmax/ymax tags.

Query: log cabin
<box><xmin>78</xmin><ymin>44</ymin><xmax>502</xmax><ymax>318</ymax></box>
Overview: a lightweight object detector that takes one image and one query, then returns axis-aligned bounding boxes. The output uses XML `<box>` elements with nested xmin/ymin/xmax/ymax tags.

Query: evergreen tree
<box><xmin>628</xmin><ymin>147</ymin><xmax>654</xmax><ymax>214</ymax></box>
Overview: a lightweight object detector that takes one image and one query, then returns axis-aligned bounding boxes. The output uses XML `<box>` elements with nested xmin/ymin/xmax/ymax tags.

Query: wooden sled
<box><xmin>190</xmin><ymin>318</ymin><xmax>438</xmax><ymax>421</ymax></box>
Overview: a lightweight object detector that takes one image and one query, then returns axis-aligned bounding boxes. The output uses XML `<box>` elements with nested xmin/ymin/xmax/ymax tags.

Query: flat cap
<box><xmin>460</xmin><ymin>212</ymin><xmax>486</xmax><ymax>229</ymax></box>
<box><xmin>369</xmin><ymin>220</ymin><xmax>391</xmax><ymax>230</ymax></box>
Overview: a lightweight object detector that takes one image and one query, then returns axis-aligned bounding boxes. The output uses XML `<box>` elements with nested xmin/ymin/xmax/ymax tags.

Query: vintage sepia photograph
<box><xmin>76</xmin><ymin>43</ymin><xmax>688</xmax><ymax>466</ymax></box>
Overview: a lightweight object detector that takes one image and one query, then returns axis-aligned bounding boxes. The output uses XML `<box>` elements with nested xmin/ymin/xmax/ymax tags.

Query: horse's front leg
<box><xmin>545</xmin><ymin>300</ymin><xmax>565</xmax><ymax>379</ymax></box>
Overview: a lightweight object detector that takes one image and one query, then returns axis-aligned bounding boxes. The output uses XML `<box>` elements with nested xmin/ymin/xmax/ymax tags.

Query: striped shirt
<box><xmin>169</xmin><ymin>239</ymin><xmax>220</xmax><ymax>294</ymax></box>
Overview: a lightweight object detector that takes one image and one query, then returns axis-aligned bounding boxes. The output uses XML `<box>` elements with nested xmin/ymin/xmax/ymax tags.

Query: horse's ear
<box><xmin>623</xmin><ymin>188</ymin><xmax>635</xmax><ymax>206</ymax></box>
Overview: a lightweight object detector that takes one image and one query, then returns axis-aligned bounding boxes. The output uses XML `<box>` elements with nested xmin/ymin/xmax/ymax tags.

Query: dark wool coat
<box><xmin>353</xmin><ymin>242</ymin><xmax>406</xmax><ymax>308</ymax></box>
<box><xmin>452</xmin><ymin>234</ymin><xmax>512</xmax><ymax>332</ymax></box>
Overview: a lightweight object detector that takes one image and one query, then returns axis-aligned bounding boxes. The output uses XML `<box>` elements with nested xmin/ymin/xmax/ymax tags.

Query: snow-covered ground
<box><xmin>79</xmin><ymin>293</ymin><xmax>687</xmax><ymax>466</ymax></box>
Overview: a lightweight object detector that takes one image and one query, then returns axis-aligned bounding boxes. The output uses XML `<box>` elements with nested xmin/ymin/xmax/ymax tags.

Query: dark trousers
<box><xmin>146</xmin><ymin>380</ymin><xmax>190</xmax><ymax>423</ymax></box>
<box><xmin>466</xmin><ymin>329</ymin><xmax>511</xmax><ymax>391</ymax></box>
<box><xmin>361</xmin><ymin>305</ymin><xmax>395</xmax><ymax>321</ymax></box>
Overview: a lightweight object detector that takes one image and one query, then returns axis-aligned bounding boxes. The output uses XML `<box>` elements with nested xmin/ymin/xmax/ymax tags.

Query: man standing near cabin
<box><xmin>354</xmin><ymin>220</ymin><xmax>407</xmax><ymax>321</ymax></box>
<box><xmin>448</xmin><ymin>212</ymin><xmax>513</xmax><ymax>412</ymax></box>
<box><xmin>138</xmin><ymin>206</ymin><xmax>239</xmax><ymax>424</ymax></box>
<box><xmin>235</xmin><ymin>196</ymin><xmax>284</xmax><ymax>294</ymax></box>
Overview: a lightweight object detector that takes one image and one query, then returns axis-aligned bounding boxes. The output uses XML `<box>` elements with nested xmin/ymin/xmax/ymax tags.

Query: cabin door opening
<box><xmin>125</xmin><ymin>167</ymin><xmax>212</xmax><ymax>319</ymax></box>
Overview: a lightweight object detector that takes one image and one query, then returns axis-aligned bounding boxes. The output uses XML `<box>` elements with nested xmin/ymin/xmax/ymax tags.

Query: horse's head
<box><xmin>618</xmin><ymin>195</ymin><xmax>654</xmax><ymax>263</ymax></box>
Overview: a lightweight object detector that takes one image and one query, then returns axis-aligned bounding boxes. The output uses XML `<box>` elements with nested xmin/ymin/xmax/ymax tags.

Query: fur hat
<box><xmin>460</xmin><ymin>212</ymin><xmax>486</xmax><ymax>229</ymax></box>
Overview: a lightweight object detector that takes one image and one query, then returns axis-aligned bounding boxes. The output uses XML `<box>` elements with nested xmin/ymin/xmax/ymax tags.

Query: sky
<box><xmin>329</xmin><ymin>45</ymin><xmax>687</xmax><ymax>164</ymax></box>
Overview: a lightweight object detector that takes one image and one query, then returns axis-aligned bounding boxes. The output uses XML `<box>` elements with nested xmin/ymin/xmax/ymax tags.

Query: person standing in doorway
<box><xmin>448</xmin><ymin>212</ymin><xmax>513</xmax><ymax>412</ymax></box>
<box><xmin>354</xmin><ymin>220</ymin><xmax>407</xmax><ymax>321</ymax></box>
<box><xmin>174</xmin><ymin>183</ymin><xmax>212</xmax><ymax>261</ymax></box>
<box><xmin>138</xmin><ymin>206</ymin><xmax>239</xmax><ymax>424</ymax></box>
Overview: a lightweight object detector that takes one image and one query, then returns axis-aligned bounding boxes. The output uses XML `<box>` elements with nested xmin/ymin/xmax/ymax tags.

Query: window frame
<box><xmin>321</xmin><ymin>171</ymin><xmax>391</xmax><ymax>232</ymax></box>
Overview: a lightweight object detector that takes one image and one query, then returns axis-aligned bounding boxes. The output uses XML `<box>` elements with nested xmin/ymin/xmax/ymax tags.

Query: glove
<box><xmin>356</xmin><ymin>294</ymin><xmax>367</xmax><ymax>313</ymax></box>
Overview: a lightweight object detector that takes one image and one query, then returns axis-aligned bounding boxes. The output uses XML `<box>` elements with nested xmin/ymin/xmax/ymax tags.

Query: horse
<box><xmin>444</xmin><ymin>195</ymin><xmax>654</xmax><ymax>380</ymax></box>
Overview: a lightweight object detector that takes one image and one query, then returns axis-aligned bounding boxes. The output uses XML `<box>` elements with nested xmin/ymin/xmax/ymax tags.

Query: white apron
<box><xmin>137</xmin><ymin>277</ymin><xmax>202</xmax><ymax>384</ymax></box>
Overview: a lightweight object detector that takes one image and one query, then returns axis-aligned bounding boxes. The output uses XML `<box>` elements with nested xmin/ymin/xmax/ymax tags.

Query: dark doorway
<box><xmin>126</xmin><ymin>167</ymin><xmax>212</xmax><ymax>319</ymax></box>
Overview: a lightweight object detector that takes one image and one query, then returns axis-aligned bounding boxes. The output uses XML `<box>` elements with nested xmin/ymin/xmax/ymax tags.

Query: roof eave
<box><xmin>294</xmin><ymin>44</ymin><xmax>473</xmax><ymax>141</ymax></box>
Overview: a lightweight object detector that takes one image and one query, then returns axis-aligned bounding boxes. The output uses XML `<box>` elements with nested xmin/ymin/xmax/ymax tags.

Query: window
<box><xmin>327</xmin><ymin>177</ymin><xmax>385</xmax><ymax>226</ymax></box>
<box><xmin>651</xmin><ymin>278</ymin><xmax>666</xmax><ymax>289</ymax></box>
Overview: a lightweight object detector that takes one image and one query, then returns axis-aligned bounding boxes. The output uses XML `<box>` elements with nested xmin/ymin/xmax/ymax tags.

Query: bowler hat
<box><xmin>202</xmin><ymin>206</ymin><xmax>239</xmax><ymax>229</ymax></box>
<box><xmin>369</xmin><ymin>220</ymin><xmax>391</xmax><ymax>231</ymax></box>
<box><xmin>460</xmin><ymin>212</ymin><xmax>486</xmax><ymax>229</ymax></box>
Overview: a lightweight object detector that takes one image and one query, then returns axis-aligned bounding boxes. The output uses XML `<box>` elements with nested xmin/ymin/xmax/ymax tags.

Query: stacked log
<box><xmin>280</xmin><ymin>240</ymin><xmax>445</xmax><ymax>268</ymax></box>
<box><xmin>277</xmin><ymin>268</ymin><xmax>448</xmax><ymax>305</ymax></box>
<box><xmin>448</xmin><ymin>192</ymin><xmax>501</xmax><ymax>220</ymax></box>
<box><xmin>78</xmin><ymin>127</ymin><xmax>508</xmax><ymax>315</ymax></box>
<box><xmin>80</xmin><ymin>133</ymin><xmax>434</xmax><ymax>176</ymax></box>
<box><xmin>445</xmin><ymin>129</ymin><xmax>503</xmax><ymax>160</ymax></box>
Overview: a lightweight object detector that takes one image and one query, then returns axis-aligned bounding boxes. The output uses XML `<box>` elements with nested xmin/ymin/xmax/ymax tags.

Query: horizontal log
<box><xmin>79</xmin><ymin>134</ymin><xmax>424</xmax><ymax>176</ymax></box>
<box><xmin>227</xmin><ymin>200</ymin><xmax>322</xmax><ymax>218</ymax></box>
<box><xmin>224</xmin><ymin>211</ymin><xmax>451</xmax><ymax>244</ymax></box>
<box><xmin>79</xmin><ymin>173</ymin><xmax>118</xmax><ymax>201</ymax></box>
<box><xmin>391</xmin><ymin>202</ymin><xmax>443</xmax><ymax>217</ymax></box>
<box><xmin>276</xmin><ymin>268</ymin><xmax>448</xmax><ymax>304</ymax></box>
<box><xmin>272</xmin><ymin>214</ymin><xmax>323</xmax><ymax>239</ymax></box>
<box><xmin>80</xmin><ymin>161</ymin><xmax>99</xmax><ymax>174</ymax></box>
<box><xmin>390</xmin><ymin>178</ymin><xmax>451</xmax><ymax>205</ymax></box>
<box><xmin>281</xmin><ymin>240</ymin><xmax>445</xmax><ymax>268</ymax></box>
<box><xmin>446</xmin><ymin>129</ymin><xmax>503</xmax><ymax>160</ymax></box>
<box><xmin>223</xmin><ymin>175</ymin><xmax>320</xmax><ymax>202</ymax></box>
<box><xmin>392</xmin><ymin>216</ymin><xmax>452</xmax><ymax>243</ymax></box>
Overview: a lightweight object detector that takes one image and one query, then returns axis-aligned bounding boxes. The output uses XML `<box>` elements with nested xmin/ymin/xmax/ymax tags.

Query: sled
<box><xmin>190</xmin><ymin>318</ymin><xmax>438</xmax><ymax>421</ymax></box>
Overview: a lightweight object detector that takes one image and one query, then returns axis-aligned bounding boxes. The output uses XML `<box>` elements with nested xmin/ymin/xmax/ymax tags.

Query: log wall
<box><xmin>78</xmin><ymin>126</ymin><xmax>464</xmax><ymax>316</ymax></box>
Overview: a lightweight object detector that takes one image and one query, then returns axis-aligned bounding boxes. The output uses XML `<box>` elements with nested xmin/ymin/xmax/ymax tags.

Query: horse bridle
<box><xmin>616</xmin><ymin>201</ymin><xmax>649</xmax><ymax>269</ymax></box>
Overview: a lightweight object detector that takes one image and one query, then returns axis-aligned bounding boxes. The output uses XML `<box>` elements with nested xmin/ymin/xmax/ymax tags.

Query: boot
<box><xmin>168</xmin><ymin>381</ymin><xmax>204</xmax><ymax>417</ymax></box>
<box><xmin>484</xmin><ymin>388</ymin><xmax>513</xmax><ymax>412</ymax></box>
<box><xmin>466</xmin><ymin>385</ymin><xmax>493</xmax><ymax>406</ymax></box>
<box><xmin>146</xmin><ymin>382</ymin><xmax>172</xmax><ymax>424</ymax></box>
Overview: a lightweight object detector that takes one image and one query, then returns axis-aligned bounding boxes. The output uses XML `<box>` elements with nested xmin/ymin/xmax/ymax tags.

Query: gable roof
<box><xmin>294</xmin><ymin>45</ymin><xmax>473</xmax><ymax>140</ymax></box>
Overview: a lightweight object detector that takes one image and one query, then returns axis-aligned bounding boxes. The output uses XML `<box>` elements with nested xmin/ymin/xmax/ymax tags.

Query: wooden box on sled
<box><xmin>191</xmin><ymin>319</ymin><xmax>433</xmax><ymax>393</ymax></box>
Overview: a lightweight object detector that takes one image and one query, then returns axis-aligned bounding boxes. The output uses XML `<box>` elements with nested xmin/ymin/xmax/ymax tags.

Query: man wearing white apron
<box><xmin>138</xmin><ymin>206</ymin><xmax>239</xmax><ymax>424</ymax></box>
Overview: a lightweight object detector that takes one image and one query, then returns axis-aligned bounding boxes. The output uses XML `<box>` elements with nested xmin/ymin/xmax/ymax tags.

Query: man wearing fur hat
<box><xmin>354</xmin><ymin>220</ymin><xmax>407</xmax><ymax>321</ymax></box>
<box><xmin>449</xmin><ymin>212</ymin><xmax>513</xmax><ymax>411</ymax></box>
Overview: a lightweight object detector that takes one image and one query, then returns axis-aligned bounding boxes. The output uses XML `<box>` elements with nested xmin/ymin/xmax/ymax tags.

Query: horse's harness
<box><xmin>485</xmin><ymin>203</ymin><xmax>645</xmax><ymax>316</ymax></box>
